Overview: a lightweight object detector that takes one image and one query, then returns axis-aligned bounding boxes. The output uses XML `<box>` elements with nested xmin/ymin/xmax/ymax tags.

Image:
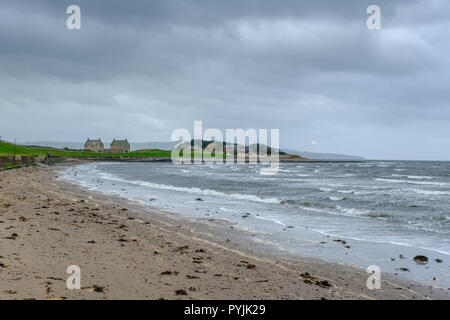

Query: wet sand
<box><xmin>0</xmin><ymin>161</ymin><xmax>442</xmax><ymax>299</ymax></box>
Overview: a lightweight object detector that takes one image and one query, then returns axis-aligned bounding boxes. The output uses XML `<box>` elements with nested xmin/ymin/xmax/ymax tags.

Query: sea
<box><xmin>61</xmin><ymin>161</ymin><xmax>450</xmax><ymax>288</ymax></box>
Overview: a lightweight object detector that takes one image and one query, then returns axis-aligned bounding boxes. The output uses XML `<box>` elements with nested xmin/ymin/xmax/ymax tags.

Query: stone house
<box><xmin>84</xmin><ymin>138</ymin><xmax>104</xmax><ymax>153</ymax></box>
<box><xmin>110</xmin><ymin>139</ymin><xmax>130</xmax><ymax>153</ymax></box>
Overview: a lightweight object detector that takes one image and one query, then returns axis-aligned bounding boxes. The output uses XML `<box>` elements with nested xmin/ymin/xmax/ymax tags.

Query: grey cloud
<box><xmin>0</xmin><ymin>0</ymin><xmax>449</xmax><ymax>160</ymax></box>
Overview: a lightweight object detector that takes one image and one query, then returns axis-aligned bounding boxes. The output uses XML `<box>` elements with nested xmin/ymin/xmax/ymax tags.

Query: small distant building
<box><xmin>110</xmin><ymin>139</ymin><xmax>130</xmax><ymax>153</ymax></box>
<box><xmin>84</xmin><ymin>138</ymin><xmax>104</xmax><ymax>153</ymax></box>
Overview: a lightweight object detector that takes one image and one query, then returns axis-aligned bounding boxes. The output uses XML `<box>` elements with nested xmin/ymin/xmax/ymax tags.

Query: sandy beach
<box><xmin>0</xmin><ymin>161</ymin><xmax>443</xmax><ymax>300</ymax></box>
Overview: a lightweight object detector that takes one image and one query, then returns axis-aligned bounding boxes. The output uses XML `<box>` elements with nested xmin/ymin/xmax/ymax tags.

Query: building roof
<box><xmin>111</xmin><ymin>139</ymin><xmax>129</xmax><ymax>146</ymax></box>
<box><xmin>85</xmin><ymin>138</ymin><xmax>103</xmax><ymax>147</ymax></box>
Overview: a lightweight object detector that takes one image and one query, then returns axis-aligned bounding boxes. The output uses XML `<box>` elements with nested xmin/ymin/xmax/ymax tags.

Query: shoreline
<box><xmin>0</xmin><ymin>161</ymin><xmax>446</xmax><ymax>299</ymax></box>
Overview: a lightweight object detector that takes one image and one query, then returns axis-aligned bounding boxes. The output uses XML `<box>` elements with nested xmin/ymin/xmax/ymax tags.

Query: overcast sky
<box><xmin>0</xmin><ymin>0</ymin><xmax>449</xmax><ymax>160</ymax></box>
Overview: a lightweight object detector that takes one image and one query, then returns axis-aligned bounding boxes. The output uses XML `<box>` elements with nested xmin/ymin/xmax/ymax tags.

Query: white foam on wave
<box><xmin>409</xmin><ymin>188</ymin><xmax>450</xmax><ymax>196</ymax></box>
<box><xmin>298</xmin><ymin>204</ymin><xmax>371</xmax><ymax>218</ymax></box>
<box><xmin>336</xmin><ymin>206</ymin><xmax>371</xmax><ymax>216</ymax></box>
<box><xmin>253</xmin><ymin>214</ymin><xmax>289</xmax><ymax>227</ymax></box>
<box><xmin>375</xmin><ymin>178</ymin><xmax>448</xmax><ymax>186</ymax></box>
<box><xmin>96</xmin><ymin>171</ymin><xmax>282</xmax><ymax>204</ymax></box>
<box><xmin>392</xmin><ymin>174</ymin><xmax>434</xmax><ymax>180</ymax></box>
<box><xmin>329</xmin><ymin>196</ymin><xmax>345</xmax><ymax>201</ymax></box>
<box><xmin>336</xmin><ymin>189</ymin><xmax>355</xmax><ymax>194</ymax></box>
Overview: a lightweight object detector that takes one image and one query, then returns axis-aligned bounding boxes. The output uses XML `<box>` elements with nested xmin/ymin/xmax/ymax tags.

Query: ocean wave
<box><xmin>97</xmin><ymin>172</ymin><xmax>281</xmax><ymax>204</ymax></box>
<box><xmin>336</xmin><ymin>206</ymin><xmax>371</xmax><ymax>216</ymax></box>
<box><xmin>409</xmin><ymin>188</ymin><xmax>450</xmax><ymax>196</ymax></box>
<box><xmin>375</xmin><ymin>178</ymin><xmax>448</xmax><ymax>186</ymax></box>
<box><xmin>278</xmin><ymin>169</ymin><xmax>298</xmax><ymax>173</ymax></box>
<box><xmin>392</xmin><ymin>174</ymin><xmax>434</xmax><ymax>180</ymax></box>
<box><xmin>362</xmin><ymin>212</ymin><xmax>393</xmax><ymax>219</ymax></box>
<box><xmin>329</xmin><ymin>196</ymin><xmax>346</xmax><ymax>201</ymax></box>
<box><xmin>336</xmin><ymin>189</ymin><xmax>355</xmax><ymax>194</ymax></box>
<box><xmin>296</xmin><ymin>204</ymin><xmax>373</xmax><ymax>218</ymax></box>
<box><xmin>253</xmin><ymin>215</ymin><xmax>289</xmax><ymax>227</ymax></box>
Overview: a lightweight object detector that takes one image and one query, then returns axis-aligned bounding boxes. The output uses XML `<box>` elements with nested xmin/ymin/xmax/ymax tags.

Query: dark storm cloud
<box><xmin>0</xmin><ymin>0</ymin><xmax>449</xmax><ymax>159</ymax></box>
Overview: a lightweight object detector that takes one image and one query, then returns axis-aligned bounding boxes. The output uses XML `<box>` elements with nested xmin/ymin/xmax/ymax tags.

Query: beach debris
<box><xmin>92</xmin><ymin>285</ymin><xmax>105</xmax><ymax>293</ymax></box>
<box><xmin>333</xmin><ymin>239</ymin><xmax>347</xmax><ymax>245</ymax></box>
<box><xmin>300</xmin><ymin>272</ymin><xmax>311</xmax><ymax>279</ymax></box>
<box><xmin>195</xmin><ymin>249</ymin><xmax>205</xmax><ymax>253</ymax></box>
<box><xmin>246</xmin><ymin>264</ymin><xmax>256</xmax><ymax>269</ymax></box>
<box><xmin>397</xmin><ymin>268</ymin><xmax>410</xmax><ymax>272</ymax></box>
<box><xmin>186</xmin><ymin>275</ymin><xmax>200</xmax><ymax>279</ymax></box>
<box><xmin>195</xmin><ymin>198</ymin><xmax>203</xmax><ymax>201</ymax></box>
<box><xmin>435</xmin><ymin>259</ymin><xmax>442</xmax><ymax>263</ymax></box>
<box><xmin>192</xmin><ymin>257</ymin><xmax>203</xmax><ymax>264</ymax></box>
<box><xmin>118</xmin><ymin>224</ymin><xmax>128</xmax><ymax>230</ymax></box>
<box><xmin>3</xmin><ymin>290</ymin><xmax>17</xmax><ymax>294</ymax></box>
<box><xmin>399</xmin><ymin>254</ymin><xmax>406</xmax><ymax>259</ymax></box>
<box><xmin>413</xmin><ymin>255</ymin><xmax>428</xmax><ymax>264</ymax></box>
<box><xmin>0</xmin><ymin>262</ymin><xmax>9</xmax><ymax>268</ymax></box>
<box><xmin>173</xmin><ymin>246</ymin><xmax>189</xmax><ymax>253</ymax></box>
<box><xmin>254</xmin><ymin>279</ymin><xmax>269</xmax><ymax>283</ymax></box>
<box><xmin>195</xmin><ymin>270</ymin><xmax>207</xmax><ymax>274</ymax></box>
<box><xmin>175</xmin><ymin>289</ymin><xmax>188</xmax><ymax>295</ymax></box>
<box><xmin>241</xmin><ymin>212</ymin><xmax>251</xmax><ymax>218</ymax></box>
<box><xmin>161</xmin><ymin>270</ymin><xmax>179</xmax><ymax>276</ymax></box>
<box><xmin>316</xmin><ymin>280</ymin><xmax>332</xmax><ymax>288</ymax></box>
<box><xmin>87</xmin><ymin>240</ymin><xmax>96</xmax><ymax>244</ymax></box>
<box><xmin>6</xmin><ymin>232</ymin><xmax>18</xmax><ymax>240</ymax></box>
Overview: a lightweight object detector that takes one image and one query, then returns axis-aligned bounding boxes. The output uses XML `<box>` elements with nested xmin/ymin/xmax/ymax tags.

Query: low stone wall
<box><xmin>0</xmin><ymin>155</ymin><xmax>47</xmax><ymax>168</ymax></box>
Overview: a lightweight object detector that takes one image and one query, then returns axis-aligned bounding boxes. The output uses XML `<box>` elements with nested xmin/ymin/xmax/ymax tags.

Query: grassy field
<box><xmin>0</xmin><ymin>141</ymin><xmax>172</xmax><ymax>158</ymax></box>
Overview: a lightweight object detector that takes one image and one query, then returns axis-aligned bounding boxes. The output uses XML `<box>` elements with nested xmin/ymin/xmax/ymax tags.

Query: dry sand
<box><xmin>0</xmin><ymin>161</ymin><xmax>440</xmax><ymax>299</ymax></box>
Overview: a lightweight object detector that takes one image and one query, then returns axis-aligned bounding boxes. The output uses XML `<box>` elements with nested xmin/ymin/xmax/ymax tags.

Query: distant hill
<box><xmin>282</xmin><ymin>148</ymin><xmax>365</xmax><ymax>161</ymax></box>
<box><xmin>19</xmin><ymin>141</ymin><xmax>85</xmax><ymax>150</ymax></box>
<box><xmin>131</xmin><ymin>141</ymin><xmax>178</xmax><ymax>151</ymax></box>
<box><xmin>20</xmin><ymin>141</ymin><xmax>364</xmax><ymax>160</ymax></box>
